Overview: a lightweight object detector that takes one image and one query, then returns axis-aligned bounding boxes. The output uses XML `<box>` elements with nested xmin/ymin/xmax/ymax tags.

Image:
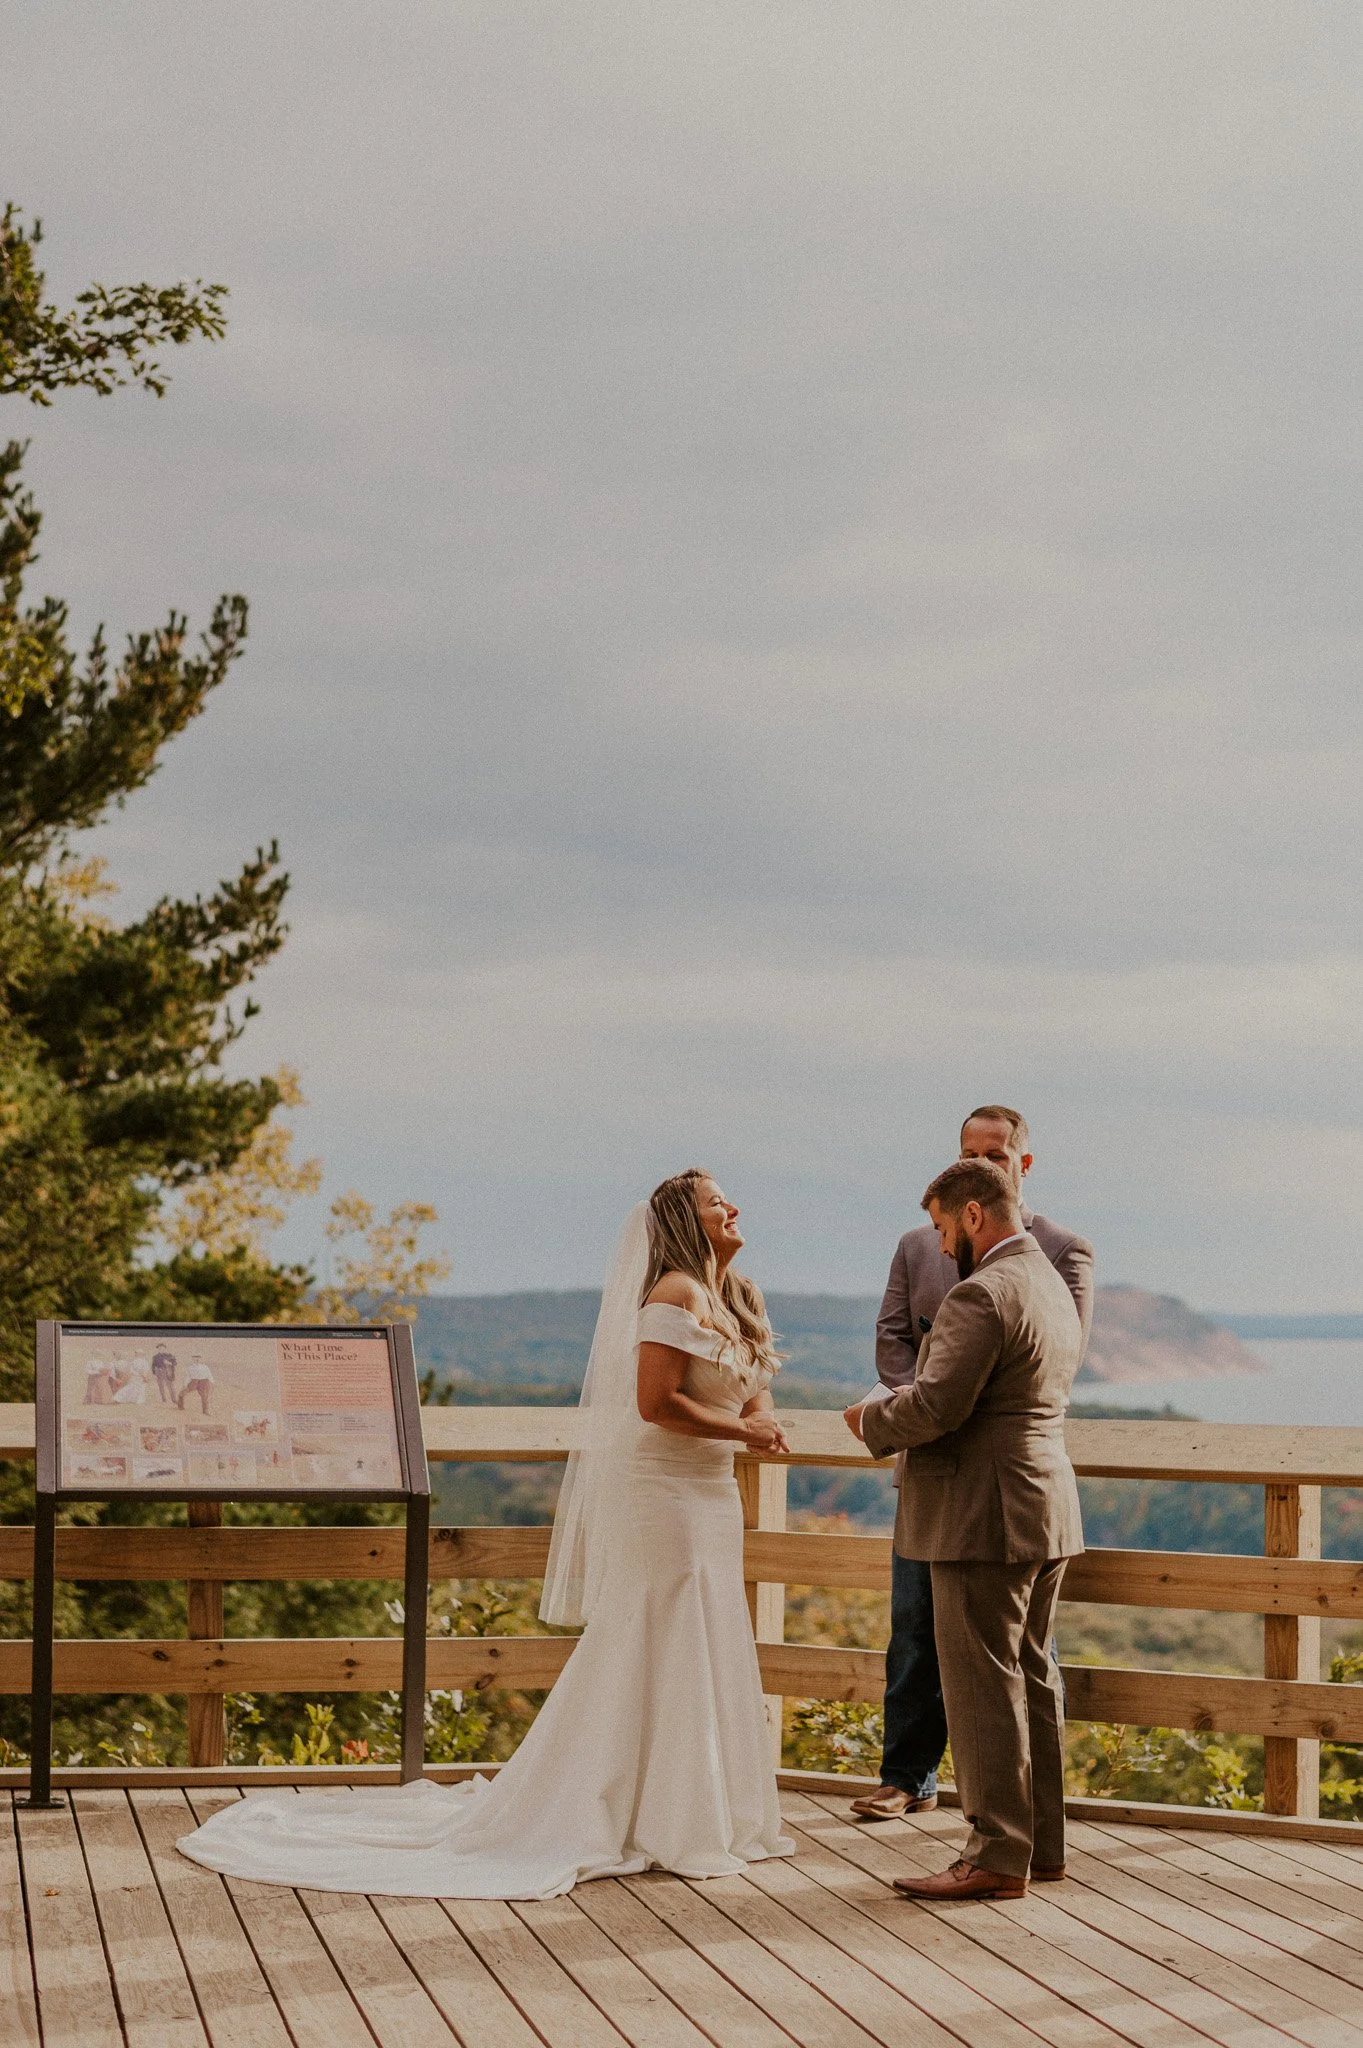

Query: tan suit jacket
<box><xmin>875</xmin><ymin>1206</ymin><xmax>1093</xmax><ymax>1490</ymax></box>
<box><xmin>861</xmin><ymin>1235</ymin><xmax>1086</xmax><ymax>1563</ymax></box>
<box><xmin>876</xmin><ymin>1206</ymin><xmax>1094</xmax><ymax>1390</ymax></box>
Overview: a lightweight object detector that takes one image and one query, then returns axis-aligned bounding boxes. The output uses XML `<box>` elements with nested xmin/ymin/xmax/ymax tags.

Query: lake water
<box><xmin>1081</xmin><ymin>1340</ymin><xmax>1363</xmax><ymax>1427</ymax></box>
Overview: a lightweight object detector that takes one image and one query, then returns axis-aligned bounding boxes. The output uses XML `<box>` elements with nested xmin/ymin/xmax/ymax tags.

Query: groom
<box><xmin>845</xmin><ymin>1156</ymin><xmax>1087</xmax><ymax>1897</ymax></box>
<box><xmin>851</xmin><ymin>1106</ymin><xmax>1092</xmax><ymax>1824</ymax></box>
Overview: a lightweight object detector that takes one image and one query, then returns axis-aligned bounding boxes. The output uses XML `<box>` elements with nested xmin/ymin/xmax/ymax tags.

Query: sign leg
<box><xmin>20</xmin><ymin>1495</ymin><xmax>63</xmax><ymax>1809</ymax></box>
<box><xmin>400</xmin><ymin>1493</ymin><xmax>430</xmax><ymax>1785</ymax></box>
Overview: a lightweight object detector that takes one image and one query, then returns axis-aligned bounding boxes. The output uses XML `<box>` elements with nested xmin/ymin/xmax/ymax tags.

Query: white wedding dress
<box><xmin>177</xmin><ymin>1297</ymin><xmax>794</xmax><ymax>1898</ymax></box>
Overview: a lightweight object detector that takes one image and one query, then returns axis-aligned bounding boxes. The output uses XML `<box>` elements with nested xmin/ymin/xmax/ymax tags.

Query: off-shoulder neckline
<box><xmin>641</xmin><ymin>1300</ymin><xmax>713</xmax><ymax>1332</ymax></box>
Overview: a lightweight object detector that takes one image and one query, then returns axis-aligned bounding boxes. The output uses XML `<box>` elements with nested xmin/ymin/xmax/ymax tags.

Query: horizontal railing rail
<box><xmin>13</xmin><ymin>1404</ymin><xmax>1363</xmax><ymax>1481</ymax></box>
<box><xmin>1</xmin><ymin>1523</ymin><xmax>1361</xmax><ymax>1619</ymax></box>
<box><xmin>1</xmin><ymin>1402</ymin><xmax>1358</xmax><ymax>1834</ymax></box>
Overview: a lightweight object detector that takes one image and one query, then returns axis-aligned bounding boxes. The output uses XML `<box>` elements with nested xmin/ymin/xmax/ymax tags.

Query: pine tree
<box><xmin>0</xmin><ymin>204</ymin><xmax>421</xmax><ymax>1763</ymax></box>
<box><xmin>0</xmin><ymin>438</ymin><xmax>303</xmax><ymax>1401</ymax></box>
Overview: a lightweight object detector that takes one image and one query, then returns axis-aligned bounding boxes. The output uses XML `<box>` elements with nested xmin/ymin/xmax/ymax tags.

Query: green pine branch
<box><xmin>0</xmin><ymin>205</ymin><xmax>227</xmax><ymax>405</ymax></box>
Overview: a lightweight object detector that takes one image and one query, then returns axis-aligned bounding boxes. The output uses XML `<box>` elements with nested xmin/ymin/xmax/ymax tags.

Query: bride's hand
<box><xmin>742</xmin><ymin>1413</ymin><xmax>790</xmax><ymax>1455</ymax></box>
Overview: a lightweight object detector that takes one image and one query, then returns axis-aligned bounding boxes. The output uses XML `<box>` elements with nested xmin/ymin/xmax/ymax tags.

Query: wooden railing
<box><xmin>1</xmin><ymin>1405</ymin><xmax>1360</xmax><ymax>1832</ymax></box>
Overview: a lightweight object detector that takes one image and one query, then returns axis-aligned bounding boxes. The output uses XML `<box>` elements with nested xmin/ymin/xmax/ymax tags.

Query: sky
<box><xmin>5</xmin><ymin>2</ymin><xmax>1362</xmax><ymax>1306</ymax></box>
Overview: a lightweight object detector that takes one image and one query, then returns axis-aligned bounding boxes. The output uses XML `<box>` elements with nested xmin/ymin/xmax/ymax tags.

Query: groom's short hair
<box><xmin>922</xmin><ymin>1158</ymin><xmax>1016</xmax><ymax>1218</ymax></box>
<box><xmin>959</xmin><ymin>1103</ymin><xmax>1029</xmax><ymax>1149</ymax></box>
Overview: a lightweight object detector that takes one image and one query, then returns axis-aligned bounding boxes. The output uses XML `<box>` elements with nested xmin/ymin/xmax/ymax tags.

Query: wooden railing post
<box><xmin>1263</xmin><ymin>1482</ymin><xmax>1321</xmax><ymax>1817</ymax></box>
<box><xmin>186</xmin><ymin>1501</ymin><xmax>226</xmax><ymax>1767</ymax></box>
<box><xmin>737</xmin><ymin>1456</ymin><xmax>786</xmax><ymax>1766</ymax></box>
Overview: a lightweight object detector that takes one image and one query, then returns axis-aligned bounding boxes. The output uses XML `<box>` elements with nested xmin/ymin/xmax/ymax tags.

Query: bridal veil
<box><xmin>539</xmin><ymin>1200</ymin><xmax>649</xmax><ymax>1626</ymax></box>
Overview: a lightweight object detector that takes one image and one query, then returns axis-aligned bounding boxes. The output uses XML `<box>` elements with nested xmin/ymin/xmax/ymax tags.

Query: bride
<box><xmin>178</xmin><ymin>1168</ymin><xmax>796</xmax><ymax>1897</ymax></box>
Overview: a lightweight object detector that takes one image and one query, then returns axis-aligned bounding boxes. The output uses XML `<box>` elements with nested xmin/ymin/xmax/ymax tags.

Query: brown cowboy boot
<box><xmin>848</xmin><ymin>1785</ymin><xmax>939</xmax><ymax>1821</ymax></box>
<box><xmin>892</xmin><ymin>1857</ymin><xmax>1027</xmax><ymax>1901</ymax></box>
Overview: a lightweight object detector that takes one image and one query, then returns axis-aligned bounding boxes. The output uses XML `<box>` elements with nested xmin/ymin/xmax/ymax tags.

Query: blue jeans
<box><xmin>881</xmin><ymin>1552</ymin><xmax>948</xmax><ymax>1798</ymax></box>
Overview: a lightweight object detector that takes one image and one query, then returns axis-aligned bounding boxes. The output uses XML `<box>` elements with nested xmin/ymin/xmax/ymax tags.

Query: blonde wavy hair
<box><xmin>643</xmin><ymin>1168</ymin><xmax>780</xmax><ymax>1373</ymax></box>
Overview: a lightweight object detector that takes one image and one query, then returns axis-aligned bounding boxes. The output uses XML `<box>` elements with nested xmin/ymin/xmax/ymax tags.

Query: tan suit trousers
<box><xmin>931</xmin><ymin>1558</ymin><xmax>1068</xmax><ymax>1878</ymax></box>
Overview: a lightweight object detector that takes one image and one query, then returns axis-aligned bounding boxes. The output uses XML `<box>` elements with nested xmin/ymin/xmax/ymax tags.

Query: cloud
<box><xmin>6</xmin><ymin>0</ymin><xmax>1361</xmax><ymax>1304</ymax></box>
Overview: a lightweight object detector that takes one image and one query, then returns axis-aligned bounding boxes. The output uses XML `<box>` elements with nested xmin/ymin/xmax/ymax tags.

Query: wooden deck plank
<box><xmin>72</xmin><ymin>1789</ymin><xmax>207</xmax><ymax>2048</ymax></box>
<box><xmin>513</xmin><ymin>1893</ymin><xmax>717</xmax><ymax>2047</ymax></box>
<box><xmin>907</xmin><ymin>1830</ymin><xmax>1295</xmax><ymax>2048</ymax></box>
<box><xmin>792</xmin><ymin>1796</ymin><xmax>1173</xmax><ymax>2048</ymax></box>
<box><xmin>1091</xmin><ymin>1823</ymin><xmax>1363</xmax><ymax>2000</ymax></box>
<box><xmin>772</xmin><ymin>1807</ymin><xmax>1082</xmax><ymax>2048</ymax></box>
<box><xmin>442</xmin><ymin>1897</ymin><xmax>631</xmax><ymax>2047</ymax></box>
<box><xmin>570</xmin><ymin>1879</ymin><xmax>798</xmax><ymax>2048</ymax></box>
<box><xmin>792</xmin><ymin>1797</ymin><xmax>1134</xmax><ymax>2048</ymax></box>
<box><xmin>782</xmin><ymin>1804</ymin><xmax>1251</xmax><ymax>2048</ymax></box>
<box><xmin>1056</xmin><ymin>1832</ymin><xmax>1363</xmax><ymax>2048</ymax></box>
<box><xmin>621</xmin><ymin>1873</ymin><xmax>882</xmax><ymax>2048</ymax></box>
<box><xmin>900</xmin><ymin>1803</ymin><xmax>1353</xmax><ymax>2048</ymax></box>
<box><xmin>299</xmin><ymin>1884</ymin><xmax>461</xmax><ymax>2046</ymax></box>
<box><xmin>851</xmin><ymin>1802</ymin><xmax>1258</xmax><ymax>2048</ymax></box>
<box><xmin>1132</xmin><ymin>1829</ymin><xmax>1363</xmax><ymax>1967</ymax></box>
<box><xmin>182</xmin><ymin>1792</ymin><xmax>377</xmax><ymax>2048</ymax></box>
<box><xmin>128</xmin><ymin>1789</ymin><xmax>291</xmax><ymax>2048</ymax></box>
<box><xmin>1236</xmin><ymin>1842</ymin><xmax>1363</xmax><ymax>1902</ymax></box>
<box><xmin>735</xmin><ymin>1837</ymin><xmax>1051</xmax><ymax>2047</ymax></box>
<box><xmin>0</xmin><ymin>1798</ymin><xmax>39</xmax><ymax>2048</ymax></box>
<box><xmin>1177</xmin><ymin>1834</ymin><xmax>1363</xmax><ymax>1934</ymax></box>
<box><xmin>16</xmin><ymin>1797</ymin><xmax>126</xmax><ymax>2048</ymax></box>
<box><xmin>986</xmin><ymin>1884</ymin><xmax>1285</xmax><ymax>2048</ymax></box>
<box><xmin>990</xmin><ymin>1887</ymin><xmax>1290</xmax><ymax>2048</ymax></box>
<box><xmin>27</xmin><ymin>1776</ymin><xmax>1363</xmax><ymax>2048</ymax></box>
<box><xmin>369</xmin><ymin>1894</ymin><xmax>549</xmax><ymax>2048</ymax></box>
<box><xmin>678</xmin><ymin>1867</ymin><xmax>969</xmax><ymax>2047</ymax></box>
<box><xmin>1067</xmin><ymin>1821</ymin><xmax>1363</xmax><ymax>2046</ymax></box>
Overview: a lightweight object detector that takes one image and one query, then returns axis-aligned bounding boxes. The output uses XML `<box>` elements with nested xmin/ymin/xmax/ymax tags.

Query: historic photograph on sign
<box><xmin>57</xmin><ymin>1329</ymin><xmax>403</xmax><ymax>1493</ymax></box>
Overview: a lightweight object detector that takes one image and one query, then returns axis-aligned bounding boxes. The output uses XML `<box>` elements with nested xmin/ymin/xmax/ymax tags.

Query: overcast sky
<box><xmin>6</xmin><ymin>2</ymin><xmax>1361</xmax><ymax>1306</ymax></box>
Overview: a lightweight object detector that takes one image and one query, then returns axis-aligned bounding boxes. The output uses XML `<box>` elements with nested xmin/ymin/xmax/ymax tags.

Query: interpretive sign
<box><xmin>54</xmin><ymin>1326</ymin><xmax>409</xmax><ymax>1497</ymax></box>
<box><xmin>27</xmin><ymin>1322</ymin><xmax>430</xmax><ymax>1806</ymax></box>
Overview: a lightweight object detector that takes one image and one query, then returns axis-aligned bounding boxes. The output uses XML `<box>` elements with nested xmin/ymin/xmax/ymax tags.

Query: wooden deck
<box><xmin>11</xmin><ymin>1788</ymin><xmax>1363</xmax><ymax>2047</ymax></box>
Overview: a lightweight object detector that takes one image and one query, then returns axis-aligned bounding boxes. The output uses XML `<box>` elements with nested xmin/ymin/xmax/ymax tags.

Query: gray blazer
<box><xmin>862</xmin><ymin>1235</ymin><xmax>1086</xmax><ymax>1563</ymax></box>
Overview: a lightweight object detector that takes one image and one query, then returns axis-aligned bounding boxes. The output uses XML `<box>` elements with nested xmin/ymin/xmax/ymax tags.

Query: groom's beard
<box><xmin>953</xmin><ymin>1234</ymin><xmax>976</xmax><ymax>1281</ymax></box>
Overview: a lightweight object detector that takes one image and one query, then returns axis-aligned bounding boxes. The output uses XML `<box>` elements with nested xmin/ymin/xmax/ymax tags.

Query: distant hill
<box><xmin>1081</xmin><ymin>1286</ymin><xmax>1264</xmax><ymax>1382</ymax></box>
<box><xmin>415</xmin><ymin>1291</ymin><xmax>600</xmax><ymax>1386</ymax></box>
<box><xmin>412</xmin><ymin>1282</ymin><xmax>1266</xmax><ymax>1392</ymax></box>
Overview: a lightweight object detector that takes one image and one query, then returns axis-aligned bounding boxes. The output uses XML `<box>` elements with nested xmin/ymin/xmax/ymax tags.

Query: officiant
<box><xmin>854</xmin><ymin>1105</ymin><xmax>1092</xmax><ymax>1828</ymax></box>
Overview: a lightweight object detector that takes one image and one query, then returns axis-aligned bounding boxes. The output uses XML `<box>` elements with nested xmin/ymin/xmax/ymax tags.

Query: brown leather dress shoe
<box><xmin>892</xmin><ymin>1857</ymin><xmax>1027</xmax><ymax>1901</ymax></box>
<box><xmin>848</xmin><ymin>1786</ymin><xmax>939</xmax><ymax>1821</ymax></box>
<box><xmin>1030</xmin><ymin>1864</ymin><xmax>1066</xmax><ymax>1882</ymax></box>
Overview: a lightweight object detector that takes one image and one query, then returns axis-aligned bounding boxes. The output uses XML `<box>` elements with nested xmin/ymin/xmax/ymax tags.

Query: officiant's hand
<box><xmin>843</xmin><ymin>1401</ymin><xmax>866</xmax><ymax>1442</ymax></box>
